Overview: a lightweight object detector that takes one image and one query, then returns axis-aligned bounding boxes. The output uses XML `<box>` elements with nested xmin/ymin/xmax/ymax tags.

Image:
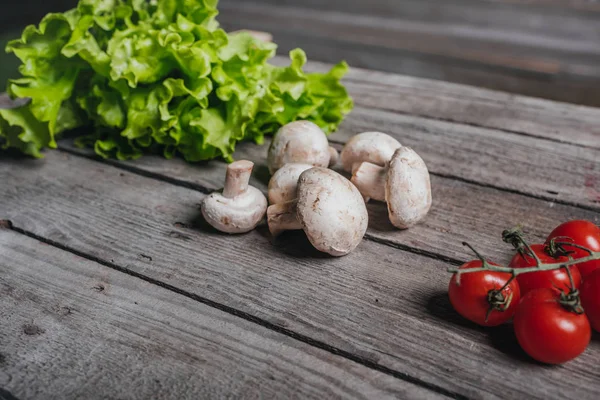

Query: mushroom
<box><xmin>340</xmin><ymin>131</ymin><xmax>402</xmax><ymax>172</ymax></box>
<box><xmin>267</xmin><ymin>120</ymin><xmax>338</xmax><ymax>174</ymax></box>
<box><xmin>268</xmin><ymin>163</ymin><xmax>313</xmax><ymax>204</ymax></box>
<box><xmin>201</xmin><ymin>160</ymin><xmax>268</xmax><ymax>234</ymax></box>
<box><xmin>351</xmin><ymin>147</ymin><xmax>432</xmax><ymax>229</ymax></box>
<box><xmin>267</xmin><ymin>167</ymin><xmax>368</xmax><ymax>256</ymax></box>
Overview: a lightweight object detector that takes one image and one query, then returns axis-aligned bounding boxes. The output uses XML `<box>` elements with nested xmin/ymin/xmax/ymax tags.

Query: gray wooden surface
<box><xmin>1</xmin><ymin>0</ymin><xmax>600</xmax><ymax>106</ymax></box>
<box><xmin>0</xmin><ymin>229</ymin><xmax>437</xmax><ymax>400</ymax></box>
<box><xmin>218</xmin><ymin>0</ymin><xmax>600</xmax><ymax>106</ymax></box>
<box><xmin>1</xmin><ymin>55</ymin><xmax>600</xmax><ymax>398</ymax></box>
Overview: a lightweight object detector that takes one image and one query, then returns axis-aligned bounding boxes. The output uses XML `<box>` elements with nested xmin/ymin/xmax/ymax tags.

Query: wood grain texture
<box><xmin>60</xmin><ymin>139</ymin><xmax>600</xmax><ymax>265</ymax></box>
<box><xmin>334</xmin><ymin>66</ymin><xmax>600</xmax><ymax>150</ymax></box>
<box><xmin>218</xmin><ymin>0</ymin><xmax>600</xmax><ymax>106</ymax></box>
<box><xmin>52</xmin><ymin>67</ymin><xmax>600</xmax><ymax>213</ymax></box>
<box><xmin>0</xmin><ymin>228</ymin><xmax>435</xmax><ymax>400</ymax></box>
<box><xmin>220</xmin><ymin>1</ymin><xmax>600</xmax><ymax>76</ymax></box>
<box><xmin>473</xmin><ymin>0</ymin><xmax>600</xmax><ymax>12</ymax></box>
<box><xmin>2</xmin><ymin>0</ymin><xmax>600</xmax><ymax>106</ymax></box>
<box><xmin>262</xmin><ymin>29</ymin><xmax>600</xmax><ymax>108</ymax></box>
<box><xmin>332</xmin><ymin>107</ymin><xmax>600</xmax><ymax>210</ymax></box>
<box><xmin>269</xmin><ymin>57</ymin><xmax>600</xmax><ymax>149</ymax></box>
<box><xmin>2</xmin><ymin>152</ymin><xmax>600</xmax><ymax>399</ymax></box>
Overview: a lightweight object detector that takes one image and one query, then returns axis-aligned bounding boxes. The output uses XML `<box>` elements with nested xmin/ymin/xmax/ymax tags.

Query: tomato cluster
<box><xmin>448</xmin><ymin>220</ymin><xmax>600</xmax><ymax>365</ymax></box>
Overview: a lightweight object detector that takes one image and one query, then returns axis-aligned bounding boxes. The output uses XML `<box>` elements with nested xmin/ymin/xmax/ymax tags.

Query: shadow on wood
<box><xmin>0</xmin><ymin>388</ymin><xmax>21</xmax><ymax>400</ymax></box>
<box><xmin>270</xmin><ymin>230</ymin><xmax>332</xmax><ymax>259</ymax></box>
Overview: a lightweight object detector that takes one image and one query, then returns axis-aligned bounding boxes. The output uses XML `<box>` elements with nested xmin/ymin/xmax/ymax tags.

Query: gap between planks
<box><xmin>2</xmin><ymin>221</ymin><xmax>464</xmax><ymax>399</ymax></box>
<box><xmin>57</xmin><ymin>136</ymin><xmax>600</xmax><ymax>264</ymax></box>
<box><xmin>2</xmin><ymin>151</ymin><xmax>599</xmax><ymax>399</ymax></box>
<box><xmin>0</xmin><ymin>226</ymin><xmax>445</xmax><ymax>400</ymax></box>
<box><xmin>56</xmin><ymin>144</ymin><xmax>466</xmax><ymax>266</ymax></box>
<box><xmin>339</xmin><ymin>102</ymin><xmax>597</xmax><ymax>152</ymax></box>
<box><xmin>267</xmin><ymin>57</ymin><xmax>600</xmax><ymax>150</ymax></box>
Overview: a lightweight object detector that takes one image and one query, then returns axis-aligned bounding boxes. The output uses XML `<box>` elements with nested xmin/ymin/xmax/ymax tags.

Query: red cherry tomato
<box><xmin>580</xmin><ymin>269</ymin><xmax>600</xmax><ymax>333</ymax></box>
<box><xmin>508</xmin><ymin>244</ymin><xmax>581</xmax><ymax>295</ymax></box>
<box><xmin>514</xmin><ymin>288</ymin><xmax>591</xmax><ymax>364</ymax></box>
<box><xmin>546</xmin><ymin>220</ymin><xmax>600</xmax><ymax>278</ymax></box>
<box><xmin>448</xmin><ymin>260</ymin><xmax>520</xmax><ymax>327</ymax></box>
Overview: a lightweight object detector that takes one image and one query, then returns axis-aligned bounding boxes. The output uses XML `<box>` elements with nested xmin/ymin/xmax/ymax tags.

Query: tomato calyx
<box><xmin>545</xmin><ymin>236</ymin><xmax>576</xmax><ymax>258</ymax></box>
<box><xmin>502</xmin><ymin>227</ymin><xmax>529</xmax><ymax>257</ymax></box>
<box><xmin>486</xmin><ymin>285</ymin><xmax>514</xmax><ymax>321</ymax></box>
<box><xmin>554</xmin><ymin>265</ymin><xmax>585</xmax><ymax>315</ymax></box>
<box><xmin>557</xmin><ymin>288</ymin><xmax>585</xmax><ymax>315</ymax></box>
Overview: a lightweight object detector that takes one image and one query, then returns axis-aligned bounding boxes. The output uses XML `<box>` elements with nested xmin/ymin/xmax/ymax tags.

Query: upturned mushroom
<box><xmin>267</xmin><ymin>120</ymin><xmax>338</xmax><ymax>174</ymax></box>
<box><xmin>340</xmin><ymin>131</ymin><xmax>402</xmax><ymax>172</ymax></box>
<box><xmin>268</xmin><ymin>163</ymin><xmax>313</xmax><ymax>204</ymax></box>
<box><xmin>267</xmin><ymin>167</ymin><xmax>368</xmax><ymax>256</ymax></box>
<box><xmin>351</xmin><ymin>147</ymin><xmax>431</xmax><ymax>229</ymax></box>
<box><xmin>201</xmin><ymin>160</ymin><xmax>268</xmax><ymax>234</ymax></box>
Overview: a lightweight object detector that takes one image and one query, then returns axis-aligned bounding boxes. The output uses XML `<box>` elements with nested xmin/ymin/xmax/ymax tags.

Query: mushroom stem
<box><xmin>223</xmin><ymin>160</ymin><xmax>254</xmax><ymax>198</ymax></box>
<box><xmin>328</xmin><ymin>146</ymin><xmax>339</xmax><ymax>167</ymax></box>
<box><xmin>351</xmin><ymin>162</ymin><xmax>386</xmax><ymax>202</ymax></box>
<box><xmin>267</xmin><ymin>200</ymin><xmax>302</xmax><ymax>237</ymax></box>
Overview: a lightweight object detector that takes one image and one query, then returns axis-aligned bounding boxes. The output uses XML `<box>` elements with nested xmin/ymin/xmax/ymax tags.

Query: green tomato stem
<box><xmin>447</xmin><ymin>229</ymin><xmax>600</xmax><ymax>285</ymax></box>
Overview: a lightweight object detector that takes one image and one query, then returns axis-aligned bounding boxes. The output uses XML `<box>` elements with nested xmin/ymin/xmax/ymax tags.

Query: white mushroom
<box><xmin>267</xmin><ymin>167</ymin><xmax>368</xmax><ymax>256</ymax></box>
<box><xmin>201</xmin><ymin>160</ymin><xmax>267</xmax><ymax>234</ymax></box>
<box><xmin>340</xmin><ymin>131</ymin><xmax>402</xmax><ymax>172</ymax></box>
<box><xmin>351</xmin><ymin>147</ymin><xmax>431</xmax><ymax>229</ymax></box>
<box><xmin>267</xmin><ymin>120</ymin><xmax>338</xmax><ymax>174</ymax></box>
<box><xmin>268</xmin><ymin>163</ymin><xmax>313</xmax><ymax>204</ymax></box>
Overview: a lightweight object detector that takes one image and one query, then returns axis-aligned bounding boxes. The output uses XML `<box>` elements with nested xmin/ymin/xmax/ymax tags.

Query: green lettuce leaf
<box><xmin>0</xmin><ymin>0</ymin><xmax>353</xmax><ymax>162</ymax></box>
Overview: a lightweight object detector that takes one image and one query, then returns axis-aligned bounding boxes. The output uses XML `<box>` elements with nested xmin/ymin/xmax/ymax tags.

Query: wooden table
<box><xmin>1</xmin><ymin>57</ymin><xmax>599</xmax><ymax>399</ymax></box>
<box><xmin>2</xmin><ymin>0</ymin><xmax>600</xmax><ymax>107</ymax></box>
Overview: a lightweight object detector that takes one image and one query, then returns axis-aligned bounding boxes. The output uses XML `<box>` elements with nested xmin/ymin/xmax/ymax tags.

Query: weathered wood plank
<box><xmin>219</xmin><ymin>1</ymin><xmax>600</xmax><ymax>75</ymax></box>
<box><xmin>61</xmin><ymin>105</ymin><xmax>599</xmax><ymax>211</ymax></box>
<box><xmin>218</xmin><ymin>1</ymin><xmax>600</xmax><ymax>106</ymax></box>
<box><xmin>270</xmin><ymin>56</ymin><xmax>600</xmax><ymax>149</ymax></box>
<box><xmin>349</xmin><ymin>107</ymin><xmax>598</xmax><ymax>208</ymax></box>
<box><xmin>335</xmin><ymin>67</ymin><xmax>600</xmax><ymax>150</ymax></box>
<box><xmin>335</xmin><ymin>108</ymin><xmax>599</xmax><ymax>210</ymax></box>
<box><xmin>52</xmin><ymin>75</ymin><xmax>599</xmax><ymax>213</ymax></box>
<box><xmin>60</xmin><ymin>139</ymin><xmax>600</xmax><ymax>265</ymax></box>
<box><xmin>473</xmin><ymin>0</ymin><xmax>600</xmax><ymax>12</ymax></box>
<box><xmin>2</xmin><ymin>0</ymin><xmax>600</xmax><ymax>106</ymax></box>
<box><xmin>2</xmin><ymin>152</ymin><xmax>600</xmax><ymax>399</ymax></box>
<box><xmin>223</xmin><ymin>0</ymin><xmax>600</xmax><ymax>36</ymax></box>
<box><xmin>0</xmin><ymin>228</ymin><xmax>435</xmax><ymax>400</ymax></box>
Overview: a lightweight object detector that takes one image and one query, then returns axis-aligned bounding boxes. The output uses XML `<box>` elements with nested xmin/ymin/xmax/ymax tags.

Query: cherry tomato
<box><xmin>508</xmin><ymin>244</ymin><xmax>581</xmax><ymax>295</ymax></box>
<box><xmin>546</xmin><ymin>220</ymin><xmax>600</xmax><ymax>278</ymax></box>
<box><xmin>580</xmin><ymin>269</ymin><xmax>600</xmax><ymax>332</ymax></box>
<box><xmin>448</xmin><ymin>260</ymin><xmax>520</xmax><ymax>327</ymax></box>
<box><xmin>513</xmin><ymin>288</ymin><xmax>591</xmax><ymax>364</ymax></box>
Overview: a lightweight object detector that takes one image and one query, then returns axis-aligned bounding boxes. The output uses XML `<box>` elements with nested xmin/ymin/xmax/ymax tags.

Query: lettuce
<box><xmin>0</xmin><ymin>0</ymin><xmax>353</xmax><ymax>161</ymax></box>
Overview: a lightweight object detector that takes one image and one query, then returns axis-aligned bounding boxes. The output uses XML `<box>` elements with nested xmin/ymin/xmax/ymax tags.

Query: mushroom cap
<box><xmin>268</xmin><ymin>163</ymin><xmax>313</xmax><ymax>204</ymax></box>
<box><xmin>340</xmin><ymin>131</ymin><xmax>402</xmax><ymax>172</ymax></box>
<box><xmin>267</xmin><ymin>120</ymin><xmax>331</xmax><ymax>174</ymax></box>
<box><xmin>296</xmin><ymin>167</ymin><xmax>368</xmax><ymax>256</ymax></box>
<box><xmin>201</xmin><ymin>187</ymin><xmax>268</xmax><ymax>234</ymax></box>
<box><xmin>385</xmin><ymin>147</ymin><xmax>432</xmax><ymax>229</ymax></box>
